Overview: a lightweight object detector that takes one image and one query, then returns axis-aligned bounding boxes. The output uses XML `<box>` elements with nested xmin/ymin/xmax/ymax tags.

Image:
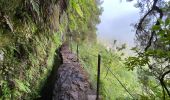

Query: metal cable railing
<box><xmin>71</xmin><ymin>44</ymin><xmax>135</xmax><ymax>100</ymax></box>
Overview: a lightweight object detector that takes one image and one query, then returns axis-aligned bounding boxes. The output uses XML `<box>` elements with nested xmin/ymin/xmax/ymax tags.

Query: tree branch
<box><xmin>136</xmin><ymin>0</ymin><xmax>163</xmax><ymax>51</ymax></box>
<box><xmin>136</xmin><ymin>0</ymin><xmax>158</xmax><ymax>32</ymax></box>
<box><xmin>160</xmin><ymin>70</ymin><xmax>170</xmax><ymax>97</ymax></box>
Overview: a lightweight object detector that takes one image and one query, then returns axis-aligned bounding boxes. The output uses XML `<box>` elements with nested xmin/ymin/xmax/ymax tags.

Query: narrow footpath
<box><xmin>52</xmin><ymin>43</ymin><xmax>96</xmax><ymax>100</ymax></box>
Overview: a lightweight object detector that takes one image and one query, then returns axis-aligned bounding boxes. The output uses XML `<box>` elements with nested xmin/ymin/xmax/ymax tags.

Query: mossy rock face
<box><xmin>0</xmin><ymin>0</ymin><xmax>62</xmax><ymax>99</ymax></box>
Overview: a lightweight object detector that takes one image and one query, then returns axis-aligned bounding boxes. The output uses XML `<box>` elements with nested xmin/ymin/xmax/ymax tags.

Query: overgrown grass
<box><xmin>72</xmin><ymin>43</ymin><xmax>142</xmax><ymax>99</ymax></box>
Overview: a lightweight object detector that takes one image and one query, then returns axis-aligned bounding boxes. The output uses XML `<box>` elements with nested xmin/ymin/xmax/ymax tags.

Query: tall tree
<box><xmin>126</xmin><ymin>0</ymin><xmax>170</xmax><ymax>99</ymax></box>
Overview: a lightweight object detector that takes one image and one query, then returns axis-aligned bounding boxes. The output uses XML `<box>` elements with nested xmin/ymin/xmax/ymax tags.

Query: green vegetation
<box><xmin>72</xmin><ymin>43</ymin><xmax>142</xmax><ymax>99</ymax></box>
<box><xmin>0</xmin><ymin>0</ymin><xmax>62</xmax><ymax>99</ymax></box>
<box><xmin>66</xmin><ymin>0</ymin><xmax>102</xmax><ymax>43</ymax></box>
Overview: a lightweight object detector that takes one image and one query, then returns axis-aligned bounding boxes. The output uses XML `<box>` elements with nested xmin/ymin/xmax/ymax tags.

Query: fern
<box><xmin>71</xmin><ymin>0</ymin><xmax>83</xmax><ymax>17</ymax></box>
<box><xmin>15</xmin><ymin>79</ymin><xmax>31</xmax><ymax>93</ymax></box>
<box><xmin>30</xmin><ymin>0</ymin><xmax>40</xmax><ymax>17</ymax></box>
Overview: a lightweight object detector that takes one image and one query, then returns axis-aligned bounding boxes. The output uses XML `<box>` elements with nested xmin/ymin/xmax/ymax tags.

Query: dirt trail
<box><xmin>53</xmin><ymin>43</ymin><xmax>96</xmax><ymax>100</ymax></box>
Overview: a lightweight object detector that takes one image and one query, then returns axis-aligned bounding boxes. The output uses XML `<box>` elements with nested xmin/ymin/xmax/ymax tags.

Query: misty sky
<box><xmin>97</xmin><ymin>0</ymin><xmax>140</xmax><ymax>46</ymax></box>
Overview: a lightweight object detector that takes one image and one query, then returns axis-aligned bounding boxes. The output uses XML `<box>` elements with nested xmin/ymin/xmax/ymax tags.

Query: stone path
<box><xmin>53</xmin><ymin>43</ymin><xmax>97</xmax><ymax>100</ymax></box>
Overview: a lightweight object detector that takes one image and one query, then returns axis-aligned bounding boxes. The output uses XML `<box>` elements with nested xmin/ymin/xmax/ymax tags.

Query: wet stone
<box><xmin>53</xmin><ymin>44</ymin><xmax>95</xmax><ymax>100</ymax></box>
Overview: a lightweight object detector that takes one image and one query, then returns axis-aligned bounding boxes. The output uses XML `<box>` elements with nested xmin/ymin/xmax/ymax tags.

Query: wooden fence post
<box><xmin>77</xmin><ymin>44</ymin><xmax>79</xmax><ymax>62</ymax></box>
<box><xmin>96</xmin><ymin>54</ymin><xmax>101</xmax><ymax>100</ymax></box>
<box><xmin>70</xmin><ymin>35</ymin><xmax>72</xmax><ymax>53</ymax></box>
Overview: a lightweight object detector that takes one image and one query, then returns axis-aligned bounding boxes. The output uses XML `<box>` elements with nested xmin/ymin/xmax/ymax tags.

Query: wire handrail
<box><xmin>70</xmin><ymin>44</ymin><xmax>135</xmax><ymax>99</ymax></box>
<box><xmin>104</xmin><ymin>65</ymin><xmax>135</xmax><ymax>99</ymax></box>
